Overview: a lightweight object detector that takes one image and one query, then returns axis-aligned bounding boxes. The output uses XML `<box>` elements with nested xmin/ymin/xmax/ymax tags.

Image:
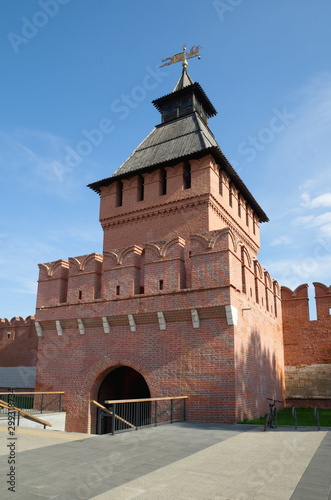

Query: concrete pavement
<box><xmin>0</xmin><ymin>422</ymin><xmax>330</xmax><ymax>499</ymax></box>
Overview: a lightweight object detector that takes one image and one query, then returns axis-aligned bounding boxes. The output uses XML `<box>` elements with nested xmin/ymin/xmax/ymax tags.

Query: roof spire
<box><xmin>182</xmin><ymin>44</ymin><xmax>188</xmax><ymax>68</ymax></box>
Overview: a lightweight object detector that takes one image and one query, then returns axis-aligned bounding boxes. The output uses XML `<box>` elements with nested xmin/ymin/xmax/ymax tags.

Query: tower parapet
<box><xmin>35</xmin><ymin>233</ymin><xmax>280</xmax><ymax>319</ymax></box>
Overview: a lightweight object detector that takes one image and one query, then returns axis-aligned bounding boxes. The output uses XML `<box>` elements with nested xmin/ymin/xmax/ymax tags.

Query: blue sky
<box><xmin>1</xmin><ymin>0</ymin><xmax>331</xmax><ymax>319</ymax></box>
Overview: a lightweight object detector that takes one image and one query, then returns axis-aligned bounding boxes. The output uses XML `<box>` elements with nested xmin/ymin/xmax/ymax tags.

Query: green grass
<box><xmin>0</xmin><ymin>395</ymin><xmax>34</xmax><ymax>410</ymax></box>
<box><xmin>240</xmin><ymin>407</ymin><xmax>331</xmax><ymax>427</ymax></box>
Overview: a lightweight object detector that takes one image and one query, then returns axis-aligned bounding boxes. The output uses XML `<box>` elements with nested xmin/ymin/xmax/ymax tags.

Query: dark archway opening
<box><xmin>97</xmin><ymin>366</ymin><xmax>150</xmax><ymax>434</ymax></box>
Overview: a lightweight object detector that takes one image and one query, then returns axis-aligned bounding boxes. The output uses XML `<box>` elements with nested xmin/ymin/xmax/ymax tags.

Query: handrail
<box><xmin>0</xmin><ymin>391</ymin><xmax>64</xmax><ymax>413</ymax></box>
<box><xmin>91</xmin><ymin>400</ymin><xmax>136</xmax><ymax>429</ymax></box>
<box><xmin>0</xmin><ymin>399</ymin><xmax>52</xmax><ymax>429</ymax></box>
<box><xmin>104</xmin><ymin>396</ymin><xmax>188</xmax><ymax>404</ymax></box>
<box><xmin>99</xmin><ymin>396</ymin><xmax>188</xmax><ymax>435</ymax></box>
<box><xmin>0</xmin><ymin>391</ymin><xmax>64</xmax><ymax>396</ymax></box>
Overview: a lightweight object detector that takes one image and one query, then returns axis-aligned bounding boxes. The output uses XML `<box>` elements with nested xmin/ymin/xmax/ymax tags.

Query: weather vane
<box><xmin>159</xmin><ymin>45</ymin><xmax>202</xmax><ymax>68</ymax></box>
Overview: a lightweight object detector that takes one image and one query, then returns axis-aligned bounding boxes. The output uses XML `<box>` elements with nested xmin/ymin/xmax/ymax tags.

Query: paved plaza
<box><xmin>0</xmin><ymin>421</ymin><xmax>330</xmax><ymax>499</ymax></box>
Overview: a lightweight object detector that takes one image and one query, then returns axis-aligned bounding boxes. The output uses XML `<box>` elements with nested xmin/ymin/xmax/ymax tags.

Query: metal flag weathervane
<box><xmin>159</xmin><ymin>45</ymin><xmax>201</xmax><ymax>68</ymax></box>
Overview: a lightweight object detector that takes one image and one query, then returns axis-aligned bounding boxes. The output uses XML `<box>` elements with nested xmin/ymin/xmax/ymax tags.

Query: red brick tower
<box><xmin>35</xmin><ymin>63</ymin><xmax>284</xmax><ymax>433</ymax></box>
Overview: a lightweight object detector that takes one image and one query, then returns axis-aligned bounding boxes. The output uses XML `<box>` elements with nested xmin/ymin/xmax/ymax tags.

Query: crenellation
<box><xmin>0</xmin><ymin>315</ymin><xmax>35</xmax><ymax>329</ymax></box>
<box><xmin>37</xmin><ymin>259</ymin><xmax>69</xmax><ymax>307</ymax></box>
<box><xmin>190</xmin><ymin>230</ymin><xmax>231</xmax><ymax>290</ymax></box>
<box><xmin>314</xmin><ymin>282</ymin><xmax>331</xmax><ymax>320</ymax></box>
<box><xmin>281</xmin><ymin>282</ymin><xmax>331</xmax><ymax>404</ymax></box>
<box><xmin>67</xmin><ymin>253</ymin><xmax>103</xmax><ymax>303</ymax></box>
<box><xmin>34</xmin><ymin>231</ymin><xmax>283</xmax><ymax>312</ymax></box>
<box><xmin>144</xmin><ymin>237</ymin><xmax>186</xmax><ymax>293</ymax></box>
<box><xmin>0</xmin><ymin>316</ymin><xmax>37</xmax><ymax>379</ymax></box>
<box><xmin>102</xmin><ymin>245</ymin><xmax>143</xmax><ymax>299</ymax></box>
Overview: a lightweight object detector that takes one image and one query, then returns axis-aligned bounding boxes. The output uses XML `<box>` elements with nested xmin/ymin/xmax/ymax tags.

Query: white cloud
<box><xmin>293</xmin><ymin>215</ymin><xmax>314</xmax><ymax>226</ymax></box>
<box><xmin>291</xmin><ymin>212</ymin><xmax>331</xmax><ymax>240</ymax></box>
<box><xmin>301</xmin><ymin>192</ymin><xmax>331</xmax><ymax>208</ymax></box>
<box><xmin>262</xmin><ymin>73</ymin><xmax>331</xmax><ymax>199</ymax></box>
<box><xmin>258</xmin><ymin>74</ymin><xmax>331</xmax><ymax>288</ymax></box>
<box><xmin>312</xmin><ymin>212</ymin><xmax>331</xmax><ymax>226</ymax></box>
<box><xmin>270</xmin><ymin>235</ymin><xmax>292</xmax><ymax>246</ymax></box>
<box><xmin>318</xmin><ymin>224</ymin><xmax>331</xmax><ymax>237</ymax></box>
<box><xmin>264</xmin><ymin>249</ymin><xmax>331</xmax><ymax>290</ymax></box>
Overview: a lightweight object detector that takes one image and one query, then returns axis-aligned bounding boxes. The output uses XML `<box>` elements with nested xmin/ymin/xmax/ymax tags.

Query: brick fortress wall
<box><xmin>282</xmin><ymin>283</ymin><xmax>331</xmax><ymax>408</ymax></box>
<box><xmin>0</xmin><ymin>317</ymin><xmax>37</xmax><ymax>391</ymax></box>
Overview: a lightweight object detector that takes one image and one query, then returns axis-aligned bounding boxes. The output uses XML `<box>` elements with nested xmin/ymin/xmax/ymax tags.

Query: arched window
<box><xmin>241</xmin><ymin>247</ymin><xmax>246</xmax><ymax>294</ymax></box>
<box><xmin>273</xmin><ymin>282</ymin><xmax>278</xmax><ymax>317</ymax></box>
<box><xmin>265</xmin><ymin>272</ymin><xmax>271</xmax><ymax>312</ymax></box>
<box><xmin>254</xmin><ymin>261</ymin><xmax>260</xmax><ymax>304</ymax></box>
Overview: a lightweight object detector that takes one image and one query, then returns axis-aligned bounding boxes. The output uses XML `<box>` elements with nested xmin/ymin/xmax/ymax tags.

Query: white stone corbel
<box><xmin>35</xmin><ymin>321</ymin><xmax>43</xmax><ymax>337</ymax></box>
<box><xmin>55</xmin><ymin>320</ymin><xmax>63</xmax><ymax>336</ymax></box>
<box><xmin>77</xmin><ymin>318</ymin><xmax>85</xmax><ymax>335</ymax></box>
<box><xmin>102</xmin><ymin>316</ymin><xmax>110</xmax><ymax>334</ymax></box>
<box><xmin>191</xmin><ymin>309</ymin><xmax>200</xmax><ymax>329</ymax></box>
<box><xmin>157</xmin><ymin>311</ymin><xmax>166</xmax><ymax>331</ymax></box>
<box><xmin>225</xmin><ymin>305</ymin><xmax>238</xmax><ymax>326</ymax></box>
<box><xmin>128</xmin><ymin>314</ymin><xmax>136</xmax><ymax>332</ymax></box>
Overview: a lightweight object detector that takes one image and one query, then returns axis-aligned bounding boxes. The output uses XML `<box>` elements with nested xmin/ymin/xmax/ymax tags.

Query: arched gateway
<box><xmin>96</xmin><ymin>366</ymin><xmax>151</xmax><ymax>434</ymax></box>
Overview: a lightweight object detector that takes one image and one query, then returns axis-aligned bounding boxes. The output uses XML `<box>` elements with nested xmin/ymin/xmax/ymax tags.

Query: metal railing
<box><xmin>0</xmin><ymin>398</ymin><xmax>52</xmax><ymax>429</ymax></box>
<box><xmin>314</xmin><ymin>407</ymin><xmax>320</xmax><ymax>430</ymax></box>
<box><xmin>292</xmin><ymin>407</ymin><xmax>298</xmax><ymax>429</ymax></box>
<box><xmin>291</xmin><ymin>407</ymin><xmax>321</xmax><ymax>430</ymax></box>
<box><xmin>0</xmin><ymin>391</ymin><xmax>64</xmax><ymax>415</ymax></box>
<box><xmin>99</xmin><ymin>396</ymin><xmax>188</xmax><ymax>435</ymax></box>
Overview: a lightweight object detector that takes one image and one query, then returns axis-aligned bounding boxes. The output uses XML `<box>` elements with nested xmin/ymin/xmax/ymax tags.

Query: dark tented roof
<box><xmin>88</xmin><ymin>112</ymin><xmax>268</xmax><ymax>222</ymax></box>
<box><xmin>113</xmin><ymin>113</ymin><xmax>217</xmax><ymax>176</ymax></box>
<box><xmin>87</xmin><ymin>68</ymin><xmax>268</xmax><ymax>222</ymax></box>
<box><xmin>87</xmin><ymin>112</ymin><xmax>217</xmax><ymax>189</ymax></box>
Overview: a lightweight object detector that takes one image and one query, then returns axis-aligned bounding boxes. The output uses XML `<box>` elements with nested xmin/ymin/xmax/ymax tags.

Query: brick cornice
<box><xmin>100</xmin><ymin>193</ymin><xmax>210</xmax><ymax>229</ymax></box>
